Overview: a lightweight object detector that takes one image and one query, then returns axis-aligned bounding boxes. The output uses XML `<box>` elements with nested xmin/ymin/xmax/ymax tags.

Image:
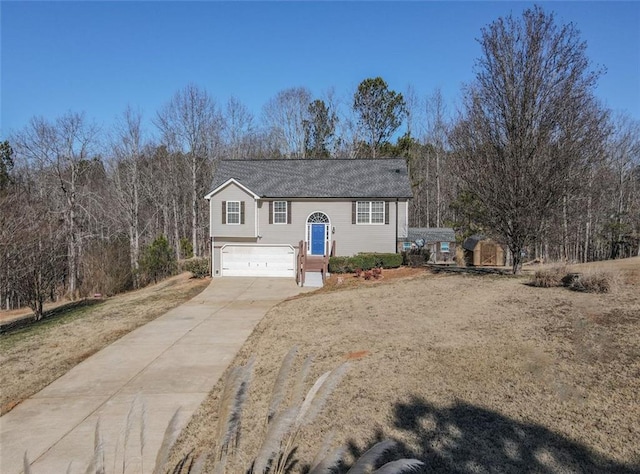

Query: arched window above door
<box><xmin>307</xmin><ymin>212</ymin><xmax>329</xmax><ymax>224</ymax></box>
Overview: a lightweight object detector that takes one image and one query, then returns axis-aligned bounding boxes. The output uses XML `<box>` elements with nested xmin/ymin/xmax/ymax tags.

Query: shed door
<box><xmin>480</xmin><ymin>243</ymin><xmax>497</xmax><ymax>265</ymax></box>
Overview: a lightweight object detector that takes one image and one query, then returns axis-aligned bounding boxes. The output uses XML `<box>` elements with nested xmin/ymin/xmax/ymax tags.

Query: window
<box><xmin>307</xmin><ymin>212</ymin><xmax>329</xmax><ymax>223</ymax></box>
<box><xmin>273</xmin><ymin>201</ymin><xmax>287</xmax><ymax>224</ymax></box>
<box><xmin>356</xmin><ymin>201</ymin><xmax>370</xmax><ymax>224</ymax></box>
<box><xmin>226</xmin><ymin>201</ymin><xmax>240</xmax><ymax>224</ymax></box>
<box><xmin>356</xmin><ymin>201</ymin><xmax>385</xmax><ymax>224</ymax></box>
<box><xmin>371</xmin><ymin>201</ymin><xmax>385</xmax><ymax>223</ymax></box>
<box><xmin>269</xmin><ymin>201</ymin><xmax>291</xmax><ymax>224</ymax></box>
<box><xmin>440</xmin><ymin>242</ymin><xmax>450</xmax><ymax>252</ymax></box>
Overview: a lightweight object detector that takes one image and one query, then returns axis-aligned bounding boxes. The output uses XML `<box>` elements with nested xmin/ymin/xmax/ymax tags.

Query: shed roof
<box><xmin>463</xmin><ymin>234</ymin><xmax>486</xmax><ymax>251</ymax></box>
<box><xmin>408</xmin><ymin>227</ymin><xmax>455</xmax><ymax>243</ymax></box>
<box><xmin>207</xmin><ymin>159</ymin><xmax>413</xmax><ymax>199</ymax></box>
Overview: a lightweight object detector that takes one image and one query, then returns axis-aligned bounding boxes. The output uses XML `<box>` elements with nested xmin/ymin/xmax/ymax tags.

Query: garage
<box><xmin>221</xmin><ymin>244</ymin><xmax>296</xmax><ymax>277</ymax></box>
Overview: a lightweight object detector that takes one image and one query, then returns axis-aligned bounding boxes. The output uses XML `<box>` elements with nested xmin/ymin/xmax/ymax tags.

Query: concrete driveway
<box><xmin>1</xmin><ymin>278</ymin><xmax>310</xmax><ymax>474</ymax></box>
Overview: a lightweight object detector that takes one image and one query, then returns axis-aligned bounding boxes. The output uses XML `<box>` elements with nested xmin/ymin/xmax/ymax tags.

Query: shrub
<box><xmin>139</xmin><ymin>235</ymin><xmax>177</xmax><ymax>284</ymax></box>
<box><xmin>80</xmin><ymin>236</ymin><xmax>133</xmax><ymax>297</ymax></box>
<box><xmin>529</xmin><ymin>265</ymin><xmax>567</xmax><ymax>287</ymax></box>
<box><xmin>328</xmin><ymin>256</ymin><xmax>350</xmax><ymax>273</ymax></box>
<box><xmin>179</xmin><ymin>237</ymin><xmax>194</xmax><ymax>259</ymax></box>
<box><xmin>181</xmin><ymin>257</ymin><xmax>209</xmax><ymax>278</ymax></box>
<box><xmin>367</xmin><ymin>252</ymin><xmax>403</xmax><ymax>269</ymax></box>
<box><xmin>569</xmin><ymin>270</ymin><xmax>616</xmax><ymax>293</ymax></box>
<box><xmin>348</xmin><ymin>253</ymin><xmax>378</xmax><ymax>271</ymax></box>
<box><xmin>402</xmin><ymin>247</ymin><xmax>431</xmax><ymax>267</ymax></box>
<box><xmin>329</xmin><ymin>253</ymin><xmax>403</xmax><ymax>273</ymax></box>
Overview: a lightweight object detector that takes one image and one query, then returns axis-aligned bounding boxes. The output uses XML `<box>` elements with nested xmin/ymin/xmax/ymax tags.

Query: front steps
<box><xmin>303</xmin><ymin>271</ymin><xmax>325</xmax><ymax>287</ymax></box>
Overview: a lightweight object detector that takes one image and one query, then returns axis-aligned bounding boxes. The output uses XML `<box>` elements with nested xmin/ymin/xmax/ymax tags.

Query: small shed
<box><xmin>462</xmin><ymin>234</ymin><xmax>504</xmax><ymax>266</ymax></box>
<box><xmin>406</xmin><ymin>227</ymin><xmax>456</xmax><ymax>263</ymax></box>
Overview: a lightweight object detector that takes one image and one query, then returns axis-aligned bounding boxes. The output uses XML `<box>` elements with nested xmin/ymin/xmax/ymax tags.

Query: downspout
<box><xmin>255</xmin><ymin>199</ymin><xmax>259</xmax><ymax>239</ymax></box>
<box><xmin>214</xmin><ymin>195</ymin><xmax>216</xmax><ymax>278</ymax></box>
<box><xmin>206</xmin><ymin>194</ymin><xmax>215</xmax><ymax>277</ymax></box>
<box><xmin>395</xmin><ymin>199</ymin><xmax>399</xmax><ymax>253</ymax></box>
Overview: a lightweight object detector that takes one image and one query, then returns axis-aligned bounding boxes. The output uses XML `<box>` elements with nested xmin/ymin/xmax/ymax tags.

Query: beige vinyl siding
<box><xmin>210</xmin><ymin>198</ymin><xmax>408</xmax><ymax>276</ymax></box>
<box><xmin>257</xmin><ymin>199</ymin><xmax>406</xmax><ymax>256</ymax></box>
<box><xmin>209</xmin><ymin>182</ymin><xmax>256</xmax><ymax>238</ymax></box>
<box><xmin>398</xmin><ymin>200</ymin><xmax>409</xmax><ymax>239</ymax></box>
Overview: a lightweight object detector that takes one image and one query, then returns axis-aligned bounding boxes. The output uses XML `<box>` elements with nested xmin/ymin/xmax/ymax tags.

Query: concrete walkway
<box><xmin>1</xmin><ymin>278</ymin><xmax>310</xmax><ymax>474</ymax></box>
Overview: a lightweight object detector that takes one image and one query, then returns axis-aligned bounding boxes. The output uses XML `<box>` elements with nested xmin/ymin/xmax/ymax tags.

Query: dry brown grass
<box><xmin>0</xmin><ymin>273</ymin><xmax>210</xmax><ymax>414</ymax></box>
<box><xmin>529</xmin><ymin>265</ymin><xmax>568</xmax><ymax>287</ymax></box>
<box><xmin>172</xmin><ymin>259</ymin><xmax>640</xmax><ymax>473</ymax></box>
<box><xmin>569</xmin><ymin>269</ymin><xmax>619</xmax><ymax>293</ymax></box>
<box><xmin>563</xmin><ymin>256</ymin><xmax>640</xmax><ymax>286</ymax></box>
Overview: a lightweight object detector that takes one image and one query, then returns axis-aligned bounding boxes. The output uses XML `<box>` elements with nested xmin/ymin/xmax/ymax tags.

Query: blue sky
<box><xmin>2</xmin><ymin>1</ymin><xmax>639</xmax><ymax>139</ymax></box>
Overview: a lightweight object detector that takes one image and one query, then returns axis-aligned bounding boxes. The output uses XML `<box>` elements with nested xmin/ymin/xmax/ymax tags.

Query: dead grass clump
<box><xmin>166</xmin><ymin>349</ymin><xmax>422</xmax><ymax>474</ymax></box>
<box><xmin>623</xmin><ymin>269</ymin><xmax>639</xmax><ymax>286</ymax></box>
<box><xmin>569</xmin><ymin>270</ymin><xmax>617</xmax><ymax>293</ymax></box>
<box><xmin>530</xmin><ymin>265</ymin><xmax>567</xmax><ymax>287</ymax></box>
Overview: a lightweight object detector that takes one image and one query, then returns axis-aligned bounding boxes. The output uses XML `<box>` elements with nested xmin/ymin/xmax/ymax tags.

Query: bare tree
<box><xmin>223</xmin><ymin>96</ymin><xmax>256</xmax><ymax>160</ymax></box>
<box><xmin>262</xmin><ymin>87</ymin><xmax>312</xmax><ymax>159</ymax></box>
<box><xmin>450</xmin><ymin>6</ymin><xmax>609</xmax><ymax>273</ymax></box>
<box><xmin>0</xmin><ymin>180</ymin><xmax>21</xmax><ymax>310</ymax></box>
<box><xmin>156</xmin><ymin>84</ymin><xmax>222</xmax><ymax>257</ymax></box>
<box><xmin>110</xmin><ymin>106</ymin><xmax>145</xmax><ymax>286</ymax></box>
<box><xmin>0</xmin><ymin>161</ymin><xmax>66</xmax><ymax>317</ymax></box>
<box><xmin>607</xmin><ymin>113</ymin><xmax>640</xmax><ymax>258</ymax></box>
<box><xmin>424</xmin><ymin>89</ymin><xmax>449</xmax><ymax>228</ymax></box>
<box><xmin>12</xmin><ymin>112</ymin><xmax>100</xmax><ymax>297</ymax></box>
<box><xmin>404</xmin><ymin>84</ymin><xmax>425</xmax><ymax>140</ymax></box>
<box><xmin>14</xmin><ymin>193</ymin><xmax>66</xmax><ymax>320</ymax></box>
<box><xmin>145</xmin><ymin>145</ymin><xmax>190</xmax><ymax>258</ymax></box>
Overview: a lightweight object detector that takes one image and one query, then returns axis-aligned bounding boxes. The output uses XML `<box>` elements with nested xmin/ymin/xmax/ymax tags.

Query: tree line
<box><xmin>1</xmin><ymin>6</ymin><xmax>639</xmax><ymax>315</ymax></box>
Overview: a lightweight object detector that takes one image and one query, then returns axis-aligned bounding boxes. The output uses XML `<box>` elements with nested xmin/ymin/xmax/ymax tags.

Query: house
<box><xmin>204</xmin><ymin>158</ymin><xmax>412</xmax><ymax>279</ymax></box>
<box><xmin>405</xmin><ymin>227</ymin><xmax>456</xmax><ymax>263</ymax></box>
<box><xmin>462</xmin><ymin>234</ymin><xmax>505</xmax><ymax>266</ymax></box>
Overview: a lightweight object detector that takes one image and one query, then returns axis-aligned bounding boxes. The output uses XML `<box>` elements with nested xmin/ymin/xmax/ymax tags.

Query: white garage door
<box><xmin>221</xmin><ymin>245</ymin><xmax>295</xmax><ymax>277</ymax></box>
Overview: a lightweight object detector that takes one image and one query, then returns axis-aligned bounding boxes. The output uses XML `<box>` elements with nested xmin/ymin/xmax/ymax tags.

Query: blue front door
<box><xmin>311</xmin><ymin>224</ymin><xmax>326</xmax><ymax>255</ymax></box>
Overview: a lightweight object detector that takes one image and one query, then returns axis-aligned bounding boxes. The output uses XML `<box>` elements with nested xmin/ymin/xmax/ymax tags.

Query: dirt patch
<box><xmin>0</xmin><ymin>273</ymin><xmax>210</xmax><ymax>414</ymax></box>
<box><xmin>172</xmin><ymin>259</ymin><xmax>640</xmax><ymax>472</ymax></box>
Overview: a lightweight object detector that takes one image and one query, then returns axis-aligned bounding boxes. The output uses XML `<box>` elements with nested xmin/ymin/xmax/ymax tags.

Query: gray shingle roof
<box><xmin>462</xmin><ymin>234</ymin><xmax>486</xmax><ymax>251</ymax></box>
<box><xmin>208</xmin><ymin>159</ymin><xmax>413</xmax><ymax>199</ymax></box>
<box><xmin>407</xmin><ymin>227</ymin><xmax>455</xmax><ymax>243</ymax></box>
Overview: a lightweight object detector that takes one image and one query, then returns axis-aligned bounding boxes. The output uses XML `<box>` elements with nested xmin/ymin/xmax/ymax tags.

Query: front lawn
<box><xmin>171</xmin><ymin>261</ymin><xmax>640</xmax><ymax>472</ymax></box>
<box><xmin>0</xmin><ymin>273</ymin><xmax>210</xmax><ymax>414</ymax></box>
